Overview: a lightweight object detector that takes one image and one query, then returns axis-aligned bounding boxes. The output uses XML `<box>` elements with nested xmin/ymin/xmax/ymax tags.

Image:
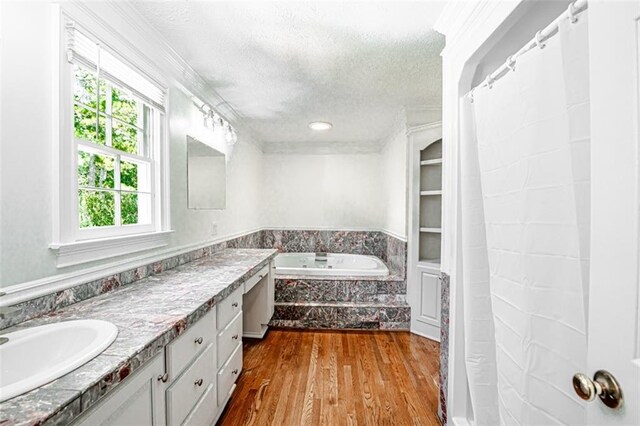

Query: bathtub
<box><xmin>274</xmin><ymin>253</ymin><xmax>389</xmax><ymax>277</ymax></box>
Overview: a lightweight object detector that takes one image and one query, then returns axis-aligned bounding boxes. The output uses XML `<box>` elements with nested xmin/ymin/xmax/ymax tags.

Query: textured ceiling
<box><xmin>132</xmin><ymin>1</ymin><xmax>445</xmax><ymax>150</ymax></box>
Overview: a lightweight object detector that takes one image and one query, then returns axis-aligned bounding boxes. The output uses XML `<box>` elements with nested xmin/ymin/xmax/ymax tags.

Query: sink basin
<box><xmin>0</xmin><ymin>319</ymin><xmax>118</xmax><ymax>402</ymax></box>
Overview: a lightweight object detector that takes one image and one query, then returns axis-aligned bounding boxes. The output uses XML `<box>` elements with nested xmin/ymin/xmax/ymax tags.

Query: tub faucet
<box><xmin>315</xmin><ymin>252</ymin><xmax>328</xmax><ymax>262</ymax></box>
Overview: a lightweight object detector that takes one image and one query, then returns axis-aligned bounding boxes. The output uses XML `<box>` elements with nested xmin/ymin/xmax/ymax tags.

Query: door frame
<box><xmin>434</xmin><ymin>1</ymin><xmax>575</xmax><ymax>424</ymax></box>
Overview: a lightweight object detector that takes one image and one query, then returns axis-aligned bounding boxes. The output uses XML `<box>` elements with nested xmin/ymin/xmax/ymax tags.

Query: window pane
<box><xmin>120</xmin><ymin>160</ymin><xmax>151</xmax><ymax>192</ymax></box>
<box><xmin>120</xmin><ymin>160</ymin><xmax>137</xmax><ymax>191</ymax></box>
<box><xmin>98</xmin><ymin>79</ymin><xmax>107</xmax><ymax>113</ymax></box>
<box><xmin>122</xmin><ymin>192</ymin><xmax>151</xmax><ymax>225</ymax></box>
<box><xmin>74</xmin><ymin>67</ymin><xmax>97</xmax><ymax>107</ymax></box>
<box><xmin>111</xmin><ymin>85</ymin><xmax>138</xmax><ymax>126</ymax></box>
<box><xmin>78</xmin><ymin>150</ymin><xmax>115</xmax><ymax>189</ymax></box>
<box><xmin>78</xmin><ymin>190</ymin><xmax>115</xmax><ymax>228</ymax></box>
<box><xmin>74</xmin><ymin>104</ymin><xmax>102</xmax><ymax>144</ymax></box>
<box><xmin>112</xmin><ymin>120</ymin><xmax>139</xmax><ymax>154</ymax></box>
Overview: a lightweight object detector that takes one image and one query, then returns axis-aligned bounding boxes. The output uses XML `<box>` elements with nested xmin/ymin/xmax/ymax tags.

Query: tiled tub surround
<box><xmin>260</xmin><ymin>229</ymin><xmax>407</xmax><ymax>278</ymax></box>
<box><xmin>0</xmin><ymin>248</ymin><xmax>278</xmax><ymax>426</ymax></box>
<box><xmin>251</xmin><ymin>230</ymin><xmax>410</xmax><ymax>330</ymax></box>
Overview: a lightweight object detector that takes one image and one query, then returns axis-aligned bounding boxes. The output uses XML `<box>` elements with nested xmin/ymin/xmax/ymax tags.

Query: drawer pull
<box><xmin>232</xmin><ymin>369</ymin><xmax>239</xmax><ymax>375</ymax></box>
<box><xmin>232</xmin><ymin>302</ymin><xmax>239</xmax><ymax>308</ymax></box>
<box><xmin>232</xmin><ymin>334</ymin><xmax>239</xmax><ymax>340</ymax></box>
<box><xmin>194</xmin><ymin>337</ymin><xmax>203</xmax><ymax>344</ymax></box>
<box><xmin>157</xmin><ymin>373</ymin><xmax>169</xmax><ymax>383</ymax></box>
<box><xmin>194</xmin><ymin>378</ymin><xmax>204</xmax><ymax>386</ymax></box>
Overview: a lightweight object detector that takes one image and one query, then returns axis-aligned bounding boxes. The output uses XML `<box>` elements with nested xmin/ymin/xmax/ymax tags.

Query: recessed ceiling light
<box><xmin>309</xmin><ymin>121</ymin><xmax>332</xmax><ymax>131</ymax></box>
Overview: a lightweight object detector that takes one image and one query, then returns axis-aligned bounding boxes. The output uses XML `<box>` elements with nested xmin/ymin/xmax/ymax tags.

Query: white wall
<box><xmin>380</xmin><ymin>128</ymin><xmax>408</xmax><ymax>238</ymax></box>
<box><xmin>263</xmin><ymin>153</ymin><xmax>384</xmax><ymax>230</ymax></box>
<box><xmin>262</xmin><ymin>122</ymin><xmax>409</xmax><ymax>238</ymax></box>
<box><xmin>0</xmin><ymin>2</ymin><xmax>264</xmax><ymax>287</ymax></box>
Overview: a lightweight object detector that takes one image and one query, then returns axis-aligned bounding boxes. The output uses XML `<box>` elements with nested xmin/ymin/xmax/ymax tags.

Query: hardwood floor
<box><xmin>217</xmin><ymin>328</ymin><xmax>441</xmax><ymax>426</ymax></box>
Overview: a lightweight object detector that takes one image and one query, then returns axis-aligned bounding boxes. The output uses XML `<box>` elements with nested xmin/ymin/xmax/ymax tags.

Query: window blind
<box><xmin>65</xmin><ymin>23</ymin><xmax>166</xmax><ymax>112</ymax></box>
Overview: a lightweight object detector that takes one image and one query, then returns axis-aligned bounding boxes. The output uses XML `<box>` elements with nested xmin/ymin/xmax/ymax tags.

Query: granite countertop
<box><xmin>0</xmin><ymin>248</ymin><xmax>278</xmax><ymax>426</ymax></box>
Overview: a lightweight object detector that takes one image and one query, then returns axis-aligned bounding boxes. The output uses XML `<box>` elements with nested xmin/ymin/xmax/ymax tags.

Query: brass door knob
<box><xmin>572</xmin><ymin>370</ymin><xmax>623</xmax><ymax>409</ymax></box>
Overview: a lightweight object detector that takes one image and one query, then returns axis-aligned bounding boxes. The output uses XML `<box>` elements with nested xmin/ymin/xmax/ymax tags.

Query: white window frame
<box><xmin>50</xmin><ymin>11</ymin><xmax>171</xmax><ymax>268</ymax></box>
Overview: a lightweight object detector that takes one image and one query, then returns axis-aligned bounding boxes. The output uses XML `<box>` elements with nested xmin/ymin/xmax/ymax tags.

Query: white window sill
<box><xmin>49</xmin><ymin>230</ymin><xmax>174</xmax><ymax>268</ymax></box>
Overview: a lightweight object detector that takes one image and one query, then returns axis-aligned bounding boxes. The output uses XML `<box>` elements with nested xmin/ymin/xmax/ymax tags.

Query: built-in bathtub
<box><xmin>274</xmin><ymin>253</ymin><xmax>389</xmax><ymax>277</ymax></box>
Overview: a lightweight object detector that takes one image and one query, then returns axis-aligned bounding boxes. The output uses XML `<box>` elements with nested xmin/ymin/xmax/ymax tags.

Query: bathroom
<box><xmin>0</xmin><ymin>1</ymin><xmax>638</xmax><ymax>425</ymax></box>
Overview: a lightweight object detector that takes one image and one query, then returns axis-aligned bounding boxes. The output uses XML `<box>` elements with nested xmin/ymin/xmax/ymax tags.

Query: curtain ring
<box><xmin>567</xmin><ymin>1</ymin><xmax>578</xmax><ymax>23</ymax></box>
<box><xmin>535</xmin><ymin>30</ymin><xmax>546</xmax><ymax>49</ymax></box>
<box><xmin>485</xmin><ymin>75</ymin><xmax>494</xmax><ymax>89</ymax></box>
<box><xmin>506</xmin><ymin>55</ymin><xmax>516</xmax><ymax>72</ymax></box>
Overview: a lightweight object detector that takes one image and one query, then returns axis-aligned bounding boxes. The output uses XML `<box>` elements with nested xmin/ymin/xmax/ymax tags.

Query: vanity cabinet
<box><xmin>74</xmin><ymin>354</ymin><xmax>166</xmax><ymax>426</ymax></box>
<box><xmin>72</xmin><ymin>260</ymin><xmax>274</xmax><ymax>426</ymax></box>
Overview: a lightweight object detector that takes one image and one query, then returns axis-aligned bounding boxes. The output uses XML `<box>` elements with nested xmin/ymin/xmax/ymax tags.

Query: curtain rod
<box><xmin>468</xmin><ymin>0</ymin><xmax>587</xmax><ymax>101</ymax></box>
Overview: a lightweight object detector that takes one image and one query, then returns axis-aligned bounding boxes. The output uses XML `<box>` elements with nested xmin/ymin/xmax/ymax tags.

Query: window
<box><xmin>73</xmin><ymin>65</ymin><xmax>154</xmax><ymax>234</ymax></box>
<box><xmin>51</xmin><ymin>19</ymin><xmax>170</xmax><ymax>266</ymax></box>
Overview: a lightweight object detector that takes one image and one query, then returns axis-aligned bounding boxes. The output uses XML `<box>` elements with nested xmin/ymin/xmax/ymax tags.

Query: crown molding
<box><xmin>434</xmin><ymin>0</ymin><xmax>517</xmax><ymax>58</ymax></box>
<box><xmin>261</xmin><ymin>141</ymin><xmax>382</xmax><ymax>155</ymax></box>
<box><xmin>405</xmin><ymin>121</ymin><xmax>443</xmax><ymax>137</ymax></box>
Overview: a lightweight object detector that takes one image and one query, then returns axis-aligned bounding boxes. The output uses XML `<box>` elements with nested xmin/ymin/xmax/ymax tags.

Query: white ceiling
<box><xmin>132</xmin><ymin>1</ymin><xmax>445</xmax><ymax>151</ymax></box>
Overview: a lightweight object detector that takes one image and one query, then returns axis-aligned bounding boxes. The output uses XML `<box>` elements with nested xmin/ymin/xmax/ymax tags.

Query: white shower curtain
<box><xmin>460</xmin><ymin>14</ymin><xmax>590</xmax><ymax>426</ymax></box>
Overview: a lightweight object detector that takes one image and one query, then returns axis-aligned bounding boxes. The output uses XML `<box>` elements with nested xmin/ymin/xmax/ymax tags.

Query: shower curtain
<box><xmin>460</xmin><ymin>14</ymin><xmax>590</xmax><ymax>426</ymax></box>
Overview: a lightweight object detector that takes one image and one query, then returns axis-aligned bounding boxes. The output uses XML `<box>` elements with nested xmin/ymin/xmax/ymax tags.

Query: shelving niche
<box><xmin>418</xmin><ymin>139</ymin><xmax>442</xmax><ymax>264</ymax></box>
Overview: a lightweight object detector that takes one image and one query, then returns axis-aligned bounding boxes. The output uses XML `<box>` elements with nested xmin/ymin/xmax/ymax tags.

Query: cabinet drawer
<box><xmin>217</xmin><ymin>285</ymin><xmax>243</xmax><ymax>330</ymax></box>
<box><xmin>182</xmin><ymin>383</ymin><xmax>217</xmax><ymax>426</ymax></box>
<box><xmin>166</xmin><ymin>343</ymin><xmax>216</xmax><ymax>426</ymax></box>
<box><xmin>244</xmin><ymin>265</ymin><xmax>269</xmax><ymax>294</ymax></box>
<box><xmin>217</xmin><ymin>311</ymin><xmax>242</xmax><ymax>369</ymax></box>
<box><xmin>217</xmin><ymin>344</ymin><xmax>242</xmax><ymax>406</ymax></box>
<box><xmin>166</xmin><ymin>308</ymin><xmax>216</xmax><ymax>381</ymax></box>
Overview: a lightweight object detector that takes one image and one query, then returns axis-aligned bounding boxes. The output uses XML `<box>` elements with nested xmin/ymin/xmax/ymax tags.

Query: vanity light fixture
<box><xmin>192</xmin><ymin>96</ymin><xmax>238</xmax><ymax>144</ymax></box>
<box><xmin>309</xmin><ymin>121</ymin><xmax>333</xmax><ymax>131</ymax></box>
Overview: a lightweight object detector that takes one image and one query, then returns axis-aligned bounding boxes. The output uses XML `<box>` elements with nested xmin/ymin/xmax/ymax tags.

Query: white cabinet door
<box><xmin>411</xmin><ymin>268</ymin><xmax>441</xmax><ymax>341</ymax></box>
<box><xmin>584</xmin><ymin>2</ymin><xmax>640</xmax><ymax>424</ymax></box>
<box><xmin>74</xmin><ymin>354</ymin><xmax>166</xmax><ymax>426</ymax></box>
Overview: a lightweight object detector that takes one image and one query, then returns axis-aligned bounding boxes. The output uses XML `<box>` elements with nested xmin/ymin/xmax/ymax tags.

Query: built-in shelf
<box><xmin>420</xmin><ymin>190</ymin><xmax>442</xmax><ymax>196</ymax></box>
<box><xmin>420</xmin><ymin>158</ymin><xmax>443</xmax><ymax>166</ymax></box>
<box><xmin>420</xmin><ymin>227</ymin><xmax>442</xmax><ymax>233</ymax></box>
<box><xmin>418</xmin><ymin>139</ymin><xmax>443</xmax><ymax>266</ymax></box>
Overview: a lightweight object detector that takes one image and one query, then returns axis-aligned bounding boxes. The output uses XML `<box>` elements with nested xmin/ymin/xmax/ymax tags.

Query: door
<box><xmin>583</xmin><ymin>2</ymin><xmax>640</xmax><ymax>424</ymax></box>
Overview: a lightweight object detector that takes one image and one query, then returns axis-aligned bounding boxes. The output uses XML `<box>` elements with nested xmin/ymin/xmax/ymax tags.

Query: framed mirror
<box><xmin>187</xmin><ymin>135</ymin><xmax>226</xmax><ymax>209</ymax></box>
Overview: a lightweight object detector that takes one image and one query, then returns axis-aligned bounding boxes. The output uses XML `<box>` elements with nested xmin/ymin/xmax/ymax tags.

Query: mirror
<box><xmin>187</xmin><ymin>135</ymin><xmax>226</xmax><ymax>209</ymax></box>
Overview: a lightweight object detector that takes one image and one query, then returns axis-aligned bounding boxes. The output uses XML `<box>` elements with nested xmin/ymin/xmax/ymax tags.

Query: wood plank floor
<box><xmin>217</xmin><ymin>328</ymin><xmax>441</xmax><ymax>426</ymax></box>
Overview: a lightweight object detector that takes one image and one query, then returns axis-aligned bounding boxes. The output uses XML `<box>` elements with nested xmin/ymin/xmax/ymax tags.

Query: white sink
<box><xmin>0</xmin><ymin>320</ymin><xmax>118</xmax><ymax>402</ymax></box>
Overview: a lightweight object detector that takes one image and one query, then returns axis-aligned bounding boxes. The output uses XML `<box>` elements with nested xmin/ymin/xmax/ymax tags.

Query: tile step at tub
<box><xmin>271</xmin><ymin>301</ymin><xmax>410</xmax><ymax>330</ymax></box>
<box><xmin>275</xmin><ymin>278</ymin><xmax>407</xmax><ymax>303</ymax></box>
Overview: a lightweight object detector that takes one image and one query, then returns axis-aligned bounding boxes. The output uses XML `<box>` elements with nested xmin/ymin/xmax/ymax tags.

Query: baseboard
<box><xmin>410</xmin><ymin>325</ymin><xmax>441</xmax><ymax>342</ymax></box>
<box><xmin>243</xmin><ymin>326</ymin><xmax>268</xmax><ymax>339</ymax></box>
